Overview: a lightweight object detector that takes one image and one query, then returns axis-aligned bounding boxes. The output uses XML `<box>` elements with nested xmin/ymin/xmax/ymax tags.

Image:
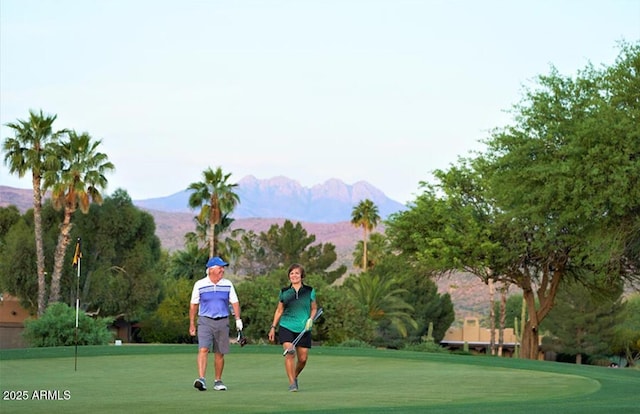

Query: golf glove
<box><xmin>235</xmin><ymin>319</ymin><xmax>243</xmax><ymax>331</ymax></box>
<box><xmin>304</xmin><ymin>318</ymin><xmax>313</xmax><ymax>331</ymax></box>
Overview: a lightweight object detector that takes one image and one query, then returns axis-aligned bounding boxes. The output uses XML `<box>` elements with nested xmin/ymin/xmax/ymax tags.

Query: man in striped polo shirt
<box><xmin>189</xmin><ymin>256</ymin><xmax>243</xmax><ymax>391</ymax></box>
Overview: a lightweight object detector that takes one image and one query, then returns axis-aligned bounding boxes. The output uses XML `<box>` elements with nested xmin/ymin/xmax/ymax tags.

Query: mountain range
<box><xmin>135</xmin><ymin>175</ymin><xmax>406</xmax><ymax>223</ymax></box>
<box><xmin>0</xmin><ymin>176</ymin><xmax>405</xmax><ymax>257</ymax></box>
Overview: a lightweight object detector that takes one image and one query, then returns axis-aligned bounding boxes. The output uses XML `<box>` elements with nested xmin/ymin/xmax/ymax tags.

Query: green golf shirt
<box><xmin>278</xmin><ymin>284</ymin><xmax>316</xmax><ymax>333</ymax></box>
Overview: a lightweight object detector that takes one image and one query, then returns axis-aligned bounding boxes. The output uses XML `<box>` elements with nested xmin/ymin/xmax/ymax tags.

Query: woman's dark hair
<box><xmin>287</xmin><ymin>263</ymin><xmax>306</xmax><ymax>279</ymax></box>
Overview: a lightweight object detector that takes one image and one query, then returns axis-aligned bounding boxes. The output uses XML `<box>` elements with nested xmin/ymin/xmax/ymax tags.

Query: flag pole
<box><xmin>73</xmin><ymin>238</ymin><xmax>81</xmax><ymax>371</ymax></box>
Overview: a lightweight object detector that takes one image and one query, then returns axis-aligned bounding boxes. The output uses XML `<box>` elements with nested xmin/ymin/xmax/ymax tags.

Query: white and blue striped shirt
<box><xmin>190</xmin><ymin>277</ymin><xmax>239</xmax><ymax>319</ymax></box>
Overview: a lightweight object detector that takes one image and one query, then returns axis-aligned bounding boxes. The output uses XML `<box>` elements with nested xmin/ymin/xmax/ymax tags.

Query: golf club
<box><xmin>283</xmin><ymin>307</ymin><xmax>324</xmax><ymax>356</ymax></box>
<box><xmin>237</xmin><ymin>329</ymin><xmax>248</xmax><ymax>347</ymax></box>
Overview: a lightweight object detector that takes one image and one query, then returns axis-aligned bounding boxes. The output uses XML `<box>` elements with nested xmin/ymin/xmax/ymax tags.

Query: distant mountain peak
<box><xmin>134</xmin><ymin>176</ymin><xmax>405</xmax><ymax>223</ymax></box>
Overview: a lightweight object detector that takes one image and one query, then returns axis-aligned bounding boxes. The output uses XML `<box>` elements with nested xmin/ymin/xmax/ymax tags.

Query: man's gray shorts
<box><xmin>197</xmin><ymin>316</ymin><xmax>230</xmax><ymax>354</ymax></box>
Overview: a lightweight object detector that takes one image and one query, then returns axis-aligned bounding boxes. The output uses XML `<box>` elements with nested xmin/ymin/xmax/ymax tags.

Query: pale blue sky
<box><xmin>1</xmin><ymin>0</ymin><xmax>638</xmax><ymax>204</ymax></box>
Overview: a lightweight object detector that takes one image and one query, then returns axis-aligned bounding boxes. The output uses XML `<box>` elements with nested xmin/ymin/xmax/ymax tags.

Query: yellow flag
<box><xmin>72</xmin><ymin>239</ymin><xmax>82</xmax><ymax>267</ymax></box>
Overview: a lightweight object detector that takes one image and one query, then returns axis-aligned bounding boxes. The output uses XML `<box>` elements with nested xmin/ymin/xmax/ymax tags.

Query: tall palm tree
<box><xmin>188</xmin><ymin>211</ymin><xmax>236</xmax><ymax>252</ymax></box>
<box><xmin>350</xmin><ymin>199</ymin><xmax>380</xmax><ymax>272</ymax></box>
<box><xmin>43</xmin><ymin>130</ymin><xmax>115</xmax><ymax>304</ymax></box>
<box><xmin>347</xmin><ymin>273</ymin><xmax>417</xmax><ymax>337</ymax></box>
<box><xmin>2</xmin><ymin>109</ymin><xmax>67</xmax><ymax>316</ymax></box>
<box><xmin>352</xmin><ymin>232</ymin><xmax>390</xmax><ymax>270</ymax></box>
<box><xmin>187</xmin><ymin>167</ymin><xmax>240</xmax><ymax>258</ymax></box>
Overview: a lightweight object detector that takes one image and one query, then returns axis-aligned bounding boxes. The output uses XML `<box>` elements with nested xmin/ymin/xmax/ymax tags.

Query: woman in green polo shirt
<box><xmin>268</xmin><ymin>263</ymin><xmax>318</xmax><ymax>392</ymax></box>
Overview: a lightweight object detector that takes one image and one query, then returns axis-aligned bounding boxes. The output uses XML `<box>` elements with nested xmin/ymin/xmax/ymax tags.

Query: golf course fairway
<box><xmin>1</xmin><ymin>345</ymin><xmax>637</xmax><ymax>413</ymax></box>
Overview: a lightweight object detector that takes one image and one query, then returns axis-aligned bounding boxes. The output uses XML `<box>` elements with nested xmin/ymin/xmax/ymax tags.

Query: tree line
<box><xmin>0</xmin><ymin>193</ymin><xmax>453</xmax><ymax>348</ymax></box>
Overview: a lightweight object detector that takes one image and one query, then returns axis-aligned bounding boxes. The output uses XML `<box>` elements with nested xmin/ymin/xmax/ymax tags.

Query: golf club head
<box><xmin>237</xmin><ymin>330</ymin><xmax>248</xmax><ymax>347</ymax></box>
<box><xmin>282</xmin><ymin>347</ymin><xmax>296</xmax><ymax>357</ymax></box>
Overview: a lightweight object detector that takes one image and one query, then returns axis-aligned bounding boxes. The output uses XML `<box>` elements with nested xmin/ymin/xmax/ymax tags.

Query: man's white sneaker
<box><xmin>193</xmin><ymin>378</ymin><xmax>207</xmax><ymax>391</ymax></box>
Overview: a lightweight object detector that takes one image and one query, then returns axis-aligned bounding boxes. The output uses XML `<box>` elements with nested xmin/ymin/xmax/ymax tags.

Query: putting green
<box><xmin>0</xmin><ymin>346</ymin><xmax>601</xmax><ymax>414</ymax></box>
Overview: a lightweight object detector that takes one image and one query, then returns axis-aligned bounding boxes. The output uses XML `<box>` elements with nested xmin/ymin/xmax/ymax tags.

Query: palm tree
<box><xmin>185</xmin><ymin>215</ymin><xmax>209</xmax><ymax>248</ymax></box>
<box><xmin>2</xmin><ymin>109</ymin><xmax>67</xmax><ymax>316</ymax></box>
<box><xmin>347</xmin><ymin>272</ymin><xmax>417</xmax><ymax>337</ymax></box>
<box><xmin>217</xmin><ymin>227</ymin><xmax>245</xmax><ymax>274</ymax></box>
<box><xmin>352</xmin><ymin>232</ymin><xmax>390</xmax><ymax>270</ymax></box>
<box><xmin>168</xmin><ymin>241</ymin><xmax>209</xmax><ymax>279</ymax></box>
<box><xmin>188</xmin><ymin>211</ymin><xmax>236</xmax><ymax>252</ymax></box>
<box><xmin>187</xmin><ymin>167</ymin><xmax>240</xmax><ymax>258</ymax></box>
<box><xmin>350</xmin><ymin>199</ymin><xmax>380</xmax><ymax>272</ymax></box>
<box><xmin>43</xmin><ymin>130</ymin><xmax>115</xmax><ymax>304</ymax></box>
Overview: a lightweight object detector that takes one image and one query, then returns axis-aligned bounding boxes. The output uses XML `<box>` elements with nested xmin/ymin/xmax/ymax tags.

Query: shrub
<box><xmin>138</xmin><ymin>277</ymin><xmax>192</xmax><ymax>344</ymax></box>
<box><xmin>403</xmin><ymin>341</ymin><xmax>449</xmax><ymax>353</ymax></box>
<box><xmin>338</xmin><ymin>339</ymin><xmax>374</xmax><ymax>348</ymax></box>
<box><xmin>22</xmin><ymin>302</ymin><xmax>114</xmax><ymax>347</ymax></box>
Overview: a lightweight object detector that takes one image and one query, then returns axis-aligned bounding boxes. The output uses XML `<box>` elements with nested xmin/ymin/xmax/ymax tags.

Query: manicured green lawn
<box><xmin>1</xmin><ymin>345</ymin><xmax>637</xmax><ymax>413</ymax></box>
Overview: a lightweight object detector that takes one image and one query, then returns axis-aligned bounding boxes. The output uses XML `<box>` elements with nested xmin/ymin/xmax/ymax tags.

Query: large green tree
<box><xmin>258</xmin><ymin>219</ymin><xmax>346</xmax><ymax>283</ymax></box>
<box><xmin>0</xmin><ymin>218</ymin><xmax>39</xmax><ymax>311</ymax></box>
<box><xmin>187</xmin><ymin>166</ymin><xmax>239</xmax><ymax>258</ymax></box>
<box><xmin>386</xmin><ymin>42</ymin><xmax>640</xmax><ymax>359</ymax></box>
<box><xmin>138</xmin><ymin>277</ymin><xmax>193</xmax><ymax>344</ymax></box>
<box><xmin>611</xmin><ymin>294</ymin><xmax>640</xmax><ymax>367</ymax></box>
<box><xmin>541</xmin><ymin>281</ymin><xmax>624</xmax><ymax>364</ymax></box>
<box><xmin>0</xmin><ymin>206</ymin><xmax>21</xmax><ymax>244</ymax></box>
<box><xmin>70</xmin><ymin>190</ymin><xmax>162</xmax><ymax>319</ymax></box>
<box><xmin>43</xmin><ymin>130</ymin><xmax>114</xmax><ymax>304</ymax></box>
<box><xmin>0</xmin><ymin>190</ymin><xmax>162</xmax><ymax>319</ymax></box>
<box><xmin>227</xmin><ymin>229</ymin><xmax>270</xmax><ymax>276</ymax></box>
<box><xmin>370</xmin><ymin>254</ymin><xmax>455</xmax><ymax>345</ymax></box>
<box><xmin>2</xmin><ymin>109</ymin><xmax>67</xmax><ymax>315</ymax></box>
<box><xmin>386</xmin><ymin>163</ymin><xmax>502</xmax><ymax>281</ymax></box>
<box><xmin>260</xmin><ymin>220</ymin><xmax>316</xmax><ymax>269</ymax></box>
<box><xmin>481</xmin><ymin>42</ymin><xmax>640</xmax><ymax>358</ymax></box>
<box><xmin>351</xmin><ymin>199</ymin><xmax>380</xmax><ymax>271</ymax></box>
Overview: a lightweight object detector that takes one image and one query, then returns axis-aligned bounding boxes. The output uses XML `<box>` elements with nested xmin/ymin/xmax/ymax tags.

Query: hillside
<box><xmin>145</xmin><ymin>209</ymin><xmax>365</xmax><ymax>267</ymax></box>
